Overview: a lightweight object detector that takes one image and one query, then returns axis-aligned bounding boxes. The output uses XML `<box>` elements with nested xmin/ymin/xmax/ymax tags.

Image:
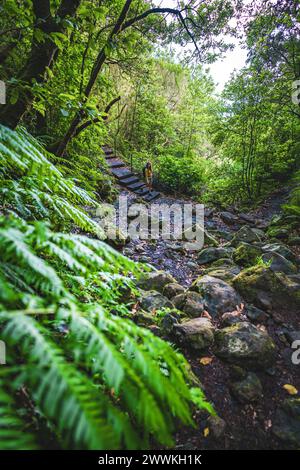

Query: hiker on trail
<box><xmin>143</xmin><ymin>161</ymin><xmax>153</xmax><ymax>190</ymax></box>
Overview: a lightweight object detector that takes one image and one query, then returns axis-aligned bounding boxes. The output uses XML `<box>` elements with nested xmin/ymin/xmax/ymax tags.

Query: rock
<box><xmin>272</xmin><ymin>398</ymin><xmax>300</xmax><ymax>447</ymax></box>
<box><xmin>163</xmin><ymin>282</ymin><xmax>185</xmax><ymax>299</ymax></box>
<box><xmin>140</xmin><ymin>291</ymin><xmax>174</xmax><ymax>311</ymax></box>
<box><xmin>174</xmin><ymin>318</ymin><xmax>215</xmax><ymax>350</ymax></box>
<box><xmin>219</xmin><ymin>211</ymin><xmax>239</xmax><ymax>225</ymax></box>
<box><xmin>261</xmin><ymin>243</ymin><xmax>298</xmax><ymax>264</ymax></box>
<box><xmin>186</xmin><ymin>261</ymin><xmax>198</xmax><ymax>269</ymax></box>
<box><xmin>211</xmin><ymin>229</ymin><xmax>233</xmax><ymax>241</ymax></box>
<box><xmin>261</xmin><ymin>252</ymin><xmax>297</xmax><ymax>275</ymax></box>
<box><xmin>137</xmin><ymin>270</ymin><xmax>176</xmax><ymax>292</ymax></box>
<box><xmin>198</xmin><ymin>247</ymin><xmax>232</xmax><ymax>265</ymax></box>
<box><xmin>214</xmin><ymin>322</ymin><xmax>276</xmax><ymax>369</ymax></box>
<box><xmin>238</xmin><ymin>213</ymin><xmax>256</xmax><ymax>224</ymax></box>
<box><xmin>221</xmin><ymin>311</ymin><xmax>247</xmax><ymax>327</ymax></box>
<box><xmin>161</xmin><ymin>312</ymin><xmax>181</xmax><ymax>335</ymax></box>
<box><xmin>232</xmin><ymin>265</ymin><xmax>300</xmax><ymax>311</ymax></box>
<box><xmin>231</xmin><ymin>225</ymin><xmax>264</xmax><ymax>246</ymax></box>
<box><xmin>284</xmin><ymin>330</ymin><xmax>300</xmax><ymax>346</ymax></box>
<box><xmin>230</xmin><ymin>372</ymin><xmax>263</xmax><ymax>403</ymax></box>
<box><xmin>206</xmin><ymin>266</ymin><xmax>241</xmax><ymax>282</ymax></box>
<box><xmin>207</xmin><ymin>415</ymin><xmax>226</xmax><ymax>439</ymax></box>
<box><xmin>233</xmin><ymin>243</ymin><xmax>262</xmax><ymax>267</ymax></box>
<box><xmin>133</xmin><ymin>311</ymin><xmax>155</xmax><ymax>327</ymax></box>
<box><xmin>191</xmin><ymin>275</ymin><xmax>242</xmax><ymax>317</ymax></box>
<box><xmin>183</xmin><ymin>226</ymin><xmax>218</xmax><ymax>247</ymax></box>
<box><xmin>173</xmin><ymin>291</ymin><xmax>205</xmax><ymax>318</ymax></box>
<box><xmin>245</xmin><ymin>305</ymin><xmax>269</xmax><ymax>323</ymax></box>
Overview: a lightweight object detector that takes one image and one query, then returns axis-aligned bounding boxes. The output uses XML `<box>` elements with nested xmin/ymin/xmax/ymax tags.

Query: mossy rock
<box><xmin>232</xmin><ymin>265</ymin><xmax>300</xmax><ymax>311</ymax></box>
<box><xmin>272</xmin><ymin>398</ymin><xmax>300</xmax><ymax>447</ymax></box>
<box><xmin>137</xmin><ymin>270</ymin><xmax>176</xmax><ymax>293</ymax></box>
<box><xmin>233</xmin><ymin>243</ymin><xmax>262</xmax><ymax>267</ymax></box>
<box><xmin>214</xmin><ymin>322</ymin><xmax>276</xmax><ymax>369</ymax></box>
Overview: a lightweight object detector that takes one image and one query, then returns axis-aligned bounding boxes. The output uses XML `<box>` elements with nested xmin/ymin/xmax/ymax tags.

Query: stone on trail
<box><xmin>174</xmin><ymin>317</ymin><xmax>215</xmax><ymax>350</ymax></box>
<box><xmin>137</xmin><ymin>270</ymin><xmax>176</xmax><ymax>293</ymax></box>
<box><xmin>206</xmin><ymin>265</ymin><xmax>241</xmax><ymax>282</ymax></box>
<box><xmin>140</xmin><ymin>291</ymin><xmax>174</xmax><ymax>311</ymax></box>
<box><xmin>219</xmin><ymin>211</ymin><xmax>239</xmax><ymax>225</ymax></box>
<box><xmin>163</xmin><ymin>282</ymin><xmax>185</xmax><ymax>299</ymax></box>
<box><xmin>245</xmin><ymin>304</ymin><xmax>269</xmax><ymax>323</ymax></box>
<box><xmin>261</xmin><ymin>251</ymin><xmax>297</xmax><ymax>275</ymax></box>
<box><xmin>261</xmin><ymin>243</ymin><xmax>298</xmax><ymax>264</ymax></box>
<box><xmin>197</xmin><ymin>247</ymin><xmax>232</xmax><ymax>265</ymax></box>
<box><xmin>233</xmin><ymin>243</ymin><xmax>262</xmax><ymax>267</ymax></box>
<box><xmin>214</xmin><ymin>322</ymin><xmax>276</xmax><ymax>369</ymax></box>
<box><xmin>230</xmin><ymin>372</ymin><xmax>263</xmax><ymax>403</ymax></box>
<box><xmin>172</xmin><ymin>291</ymin><xmax>205</xmax><ymax>318</ymax></box>
<box><xmin>190</xmin><ymin>275</ymin><xmax>242</xmax><ymax>317</ymax></box>
<box><xmin>230</xmin><ymin>225</ymin><xmax>265</xmax><ymax>246</ymax></box>
<box><xmin>232</xmin><ymin>265</ymin><xmax>300</xmax><ymax>311</ymax></box>
<box><xmin>272</xmin><ymin>398</ymin><xmax>300</xmax><ymax>447</ymax></box>
<box><xmin>207</xmin><ymin>415</ymin><xmax>226</xmax><ymax>439</ymax></box>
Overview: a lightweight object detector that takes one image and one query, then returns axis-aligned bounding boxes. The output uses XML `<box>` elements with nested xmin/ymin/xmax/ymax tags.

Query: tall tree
<box><xmin>0</xmin><ymin>0</ymin><xmax>81</xmax><ymax>128</ymax></box>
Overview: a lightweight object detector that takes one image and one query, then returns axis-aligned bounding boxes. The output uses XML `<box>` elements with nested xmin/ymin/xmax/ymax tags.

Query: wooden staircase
<box><xmin>103</xmin><ymin>146</ymin><xmax>160</xmax><ymax>201</ymax></box>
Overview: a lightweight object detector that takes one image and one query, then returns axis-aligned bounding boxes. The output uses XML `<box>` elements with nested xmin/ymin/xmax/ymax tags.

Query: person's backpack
<box><xmin>143</xmin><ymin>165</ymin><xmax>147</xmax><ymax>178</ymax></box>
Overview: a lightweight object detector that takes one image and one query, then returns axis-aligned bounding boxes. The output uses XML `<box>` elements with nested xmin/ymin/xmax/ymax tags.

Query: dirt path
<box><xmin>111</xmin><ymin>184</ymin><xmax>300</xmax><ymax>450</ymax></box>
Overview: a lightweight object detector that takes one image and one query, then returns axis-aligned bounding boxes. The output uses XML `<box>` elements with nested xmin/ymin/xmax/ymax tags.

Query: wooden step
<box><xmin>111</xmin><ymin>167</ymin><xmax>134</xmax><ymax>179</ymax></box>
<box><xmin>119</xmin><ymin>176</ymin><xmax>139</xmax><ymax>185</ymax></box>
<box><xmin>103</xmin><ymin>148</ymin><xmax>113</xmax><ymax>155</ymax></box>
<box><xmin>144</xmin><ymin>191</ymin><xmax>160</xmax><ymax>202</ymax></box>
<box><xmin>105</xmin><ymin>153</ymin><xmax>117</xmax><ymax>160</ymax></box>
<box><xmin>107</xmin><ymin>159</ymin><xmax>125</xmax><ymax>169</ymax></box>
<box><xmin>135</xmin><ymin>187</ymin><xmax>150</xmax><ymax>196</ymax></box>
<box><xmin>127</xmin><ymin>181</ymin><xmax>145</xmax><ymax>190</ymax></box>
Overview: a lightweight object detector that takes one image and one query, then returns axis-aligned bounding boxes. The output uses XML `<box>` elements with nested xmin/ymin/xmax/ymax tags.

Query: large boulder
<box><xmin>173</xmin><ymin>291</ymin><xmax>205</xmax><ymax>318</ymax></box>
<box><xmin>174</xmin><ymin>318</ymin><xmax>215</xmax><ymax>350</ymax></box>
<box><xmin>191</xmin><ymin>275</ymin><xmax>242</xmax><ymax>317</ymax></box>
<box><xmin>272</xmin><ymin>398</ymin><xmax>300</xmax><ymax>447</ymax></box>
<box><xmin>197</xmin><ymin>247</ymin><xmax>232</xmax><ymax>265</ymax></box>
<box><xmin>140</xmin><ymin>291</ymin><xmax>174</xmax><ymax>311</ymax></box>
<box><xmin>214</xmin><ymin>322</ymin><xmax>276</xmax><ymax>369</ymax></box>
<box><xmin>137</xmin><ymin>270</ymin><xmax>176</xmax><ymax>293</ymax></box>
<box><xmin>233</xmin><ymin>243</ymin><xmax>262</xmax><ymax>267</ymax></box>
<box><xmin>232</xmin><ymin>265</ymin><xmax>300</xmax><ymax>311</ymax></box>
<box><xmin>261</xmin><ymin>252</ymin><xmax>297</xmax><ymax>275</ymax></box>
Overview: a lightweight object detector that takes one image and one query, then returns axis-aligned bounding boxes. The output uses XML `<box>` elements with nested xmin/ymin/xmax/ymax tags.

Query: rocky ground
<box><xmin>108</xmin><ymin>186</ymin><xmax>300</xmax><ymax>449</ymax></box>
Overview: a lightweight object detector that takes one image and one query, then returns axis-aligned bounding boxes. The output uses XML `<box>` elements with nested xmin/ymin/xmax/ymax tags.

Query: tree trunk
<box><xmin>0</xmin><ymin>0</ymin><xmax>81</xmax><ymax>129</ymax></box>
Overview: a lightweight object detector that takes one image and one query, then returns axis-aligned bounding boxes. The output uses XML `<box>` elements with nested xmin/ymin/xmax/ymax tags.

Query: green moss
<box><xmin>233</xmin><ymin>243</ymin><xmax>262</xmax><ymax>267</ymax></box>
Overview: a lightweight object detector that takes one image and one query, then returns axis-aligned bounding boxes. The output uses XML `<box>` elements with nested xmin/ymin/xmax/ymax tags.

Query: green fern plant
<box><xmin>0</xmin><ymin>125</ymin><xmax>103</xmax><ymax>236</ymax></box>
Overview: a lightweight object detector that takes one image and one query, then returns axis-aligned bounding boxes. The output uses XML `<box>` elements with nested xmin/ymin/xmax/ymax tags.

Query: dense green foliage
<box><xmin>0</xmin><ymin>0</ymin><xmax>299</xmax><ymax>451</ymax></box>
<box><xmin>0</xmin><ymin>125</ymin><xmax>214</xmax><ymax>449</ymax></box>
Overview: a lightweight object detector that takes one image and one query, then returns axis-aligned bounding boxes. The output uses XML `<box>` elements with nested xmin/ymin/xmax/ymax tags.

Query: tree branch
<box><xmin>74</xmin><ymin>96</ymin><xmax>121</xmax><ymax>137</ymax></box>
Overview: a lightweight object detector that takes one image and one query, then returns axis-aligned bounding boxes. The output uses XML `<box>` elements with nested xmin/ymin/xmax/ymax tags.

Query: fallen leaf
<box><xmin>200</xmin><ymin>357</ymin><xmax>213</xmax><ymax>366</ymax></box>
<box><xmin>283</xmin><ymin>384</ymin><xmax>298</xmax><ymax>395</ymax></box>
<box><xmin>202</xmin><ymin>310</ymin><xmax>212</xmax><ymax>320</ymax></box>
<box><xmin>203</xmin><ymin>427</ymin><xmax>210</xmax><ymax>437</ymax></box>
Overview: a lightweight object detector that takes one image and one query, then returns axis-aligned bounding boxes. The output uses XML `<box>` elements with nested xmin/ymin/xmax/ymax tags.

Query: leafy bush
<box><xmin>0</xmin><ymin>126</ymin><xmax>214</xmax><ymax>449</ymax></box>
